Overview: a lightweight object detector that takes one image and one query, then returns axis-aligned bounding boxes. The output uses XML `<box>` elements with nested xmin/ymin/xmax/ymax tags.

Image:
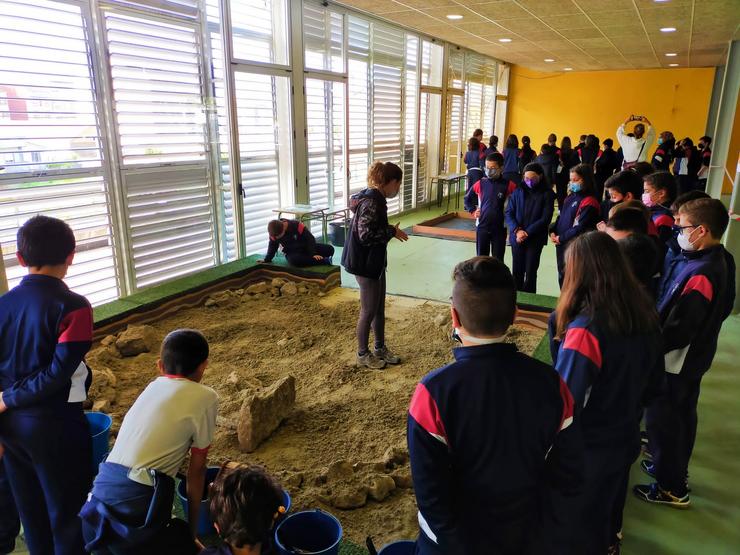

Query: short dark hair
<box><xmin>605</xmin><ymin>170</ymin><xmax>643</xmax><ymax>198</ymax></box>
<box><xmin>473</xmin><ymin>128</ymin><xmax>483</xmax><ymax>138</ymax></box>
<box><xmin>468</xmin><ymin>137</ymin><xmax>480</xmax><ymax>151</ymax></box>
<box><xmin>17</xmin><ymin>215</ymin><xmax>76</xmax><ymax>268</ymax></box>
<box><xmin>679</xmin><ymin>198</ymin><xmax>729</xmax><ymax>239</ymax></box>
<box><xmin>523</xmin><ymin>162</ymin><xmax>545</xmax><ymax>176</ymax></box>
<box><xmin>579</xmin><ymin>134</ymin><xmax>587</xmax><ymax>141</ymax></box>
<box><xmin>603</xmin><ymin>138</ymin><xmax>613</xmax><ymax>148</ymax></box>
<box><xmin>631</xmin><ymin>161</ymin><xmax>655</xmax><ymax>178</ymax></box>
<box><xmin>489</xmin><ymin>135</ymin><xmax>498</xmax><ymax>146</ymax></box>
<box><xmin>644</xmin><ymin>171</ymin><xmax>677</xmax><ymax>204</ymax></box>
<box><xmin>607</xmin><ymin>208</ymin><xmax>648</xmax><ymax>235</ymax></box>
<box><xmin>522</xmin><ymin>135</ymin><xmax>531</xmax><ymax>145</ymax></box>
<box><xmin>699</xmin><ymin>136</ymin><xmax>711</xmax><ymax>145</ymax></box>
<box><xmin>670</xmin><ymin>190</ymin><xmax>710</xmax><ymax>214</ymax></box>
<box><xmin>486</xmin><ymin>152</ymin><xmax>504</xmax><ymax>166</ymax></box>
<box><xmin>548</xmin><ymin>133</ymin><xmax>557</xmax><ymax>143</ymax></box>
<box><xmin>452</xmin><ymin>256</ymin><xmax>516</xmax><ymax>336</ymax></box>
<box><xmin>210</xmin><ymin>465</ymin><xmax>283</xmax><ymax>549</ymax></box>
<box><xmin>160</xmin><ymin>329</ymin><xmax>209</xmax><ymax>377</ymax></box>
<box><xmin>267</xmin><ymin>220</ymin><xmax>284</xmax><ymax>238</ymax></box>
<box><xmin>505</xmin><ymin>134</ymin><xmax>519</xmax><ymax>149</ymax></box>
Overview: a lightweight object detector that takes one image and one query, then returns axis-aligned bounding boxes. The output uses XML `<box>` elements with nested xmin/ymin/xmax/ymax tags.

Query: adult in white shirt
<box><xmin>617</xmin><ymin>115</ymin><xmax>655</xmax><ymax>169</ymax></box>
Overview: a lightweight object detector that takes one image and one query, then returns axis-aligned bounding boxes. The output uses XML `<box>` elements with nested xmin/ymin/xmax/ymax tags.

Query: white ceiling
<box><xmin>333</xmin><ymin>0</ymin><xmax>740</xmax><ymax>72</ymax></box>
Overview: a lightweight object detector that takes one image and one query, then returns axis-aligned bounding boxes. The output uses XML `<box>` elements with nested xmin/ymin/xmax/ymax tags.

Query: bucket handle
<box><xmin>366</xmin><ymin>536</ymin><xmax>378</xmax><ymax>555</ymax></box>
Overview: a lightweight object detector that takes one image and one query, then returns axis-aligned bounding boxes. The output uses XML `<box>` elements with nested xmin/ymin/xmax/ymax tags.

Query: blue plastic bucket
<box><xmin>176</xmin><ymin>466</ymin><xmax>220</xmax><ymax>536</ymax></box>
<box><xmin>379</xmin><ymin>540</ymin><xmax>416</xmax><ymax>555</ymax></box>
<box><xmin>85</xmin><ymin>412</ymin><xmax>111</xmax><ymax>472</ymax></box>
<box><xmin>281</xmin><ymin>489</ymin><xmax>292</xmax><ymax>516</ymax></box>
<box><xmin>274</xmin><ymin>509</ymin><xmax>343</xmax><ymax>555</ymax></box>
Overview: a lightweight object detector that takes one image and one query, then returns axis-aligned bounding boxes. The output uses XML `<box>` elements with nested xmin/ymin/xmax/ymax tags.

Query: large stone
<box><xmin>383</xmin><ymin>446</ymin><xmax>409</xmax><ymax>468</ymax></box>
<box><xmin>246</xmin><ymin>282</ymin><xmax>269</xmax><ymax>295</ymax></box>
<box><xmin>115</xmin><ymin>325</ymin><xmax>158</xmax><ymax>357</ymax></box>
<box><xmin>280</xmin><ymin>282</ymin><xmax>298</xmax><ymax>296</ymax></box>
<box><xmin>87</xmin><ymin>364</ymin><xmax>117</xmax><ymax>402</ymax></box>
<box><xmin>271</xmin><ymin>278</ymin><xmax>287</xmax><ymax>288</ymax></box>
<box><xmin>237</xmin><ymin>375</ymin><xmax>296</xmax><ymax>452</ymax></box>
<box><xmin>367</xmin><ymin>474</ymin><xmax>396</xmax><ymax>502</ymax></box>
<box><xmin>391</xmin><ymin>469</ymin><xmax>413</xmax><ymax>489</ymax></box>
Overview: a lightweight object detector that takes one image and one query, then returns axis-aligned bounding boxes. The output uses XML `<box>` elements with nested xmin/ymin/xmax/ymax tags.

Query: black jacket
<box><xmin>264</xmin><ymin>219</ymin><xmax>317</xmax><ymax>262</ymax></box>
<box><xmin>341</xmin><ymin>188</ymin><xmax>394</xmax><ymax>279</ymax></box>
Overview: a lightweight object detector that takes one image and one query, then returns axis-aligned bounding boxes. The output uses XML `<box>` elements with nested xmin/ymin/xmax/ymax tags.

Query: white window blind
<box><xmin>421</xmin><ymin>40</ymin><xmax>443</xmax><ymax>88</ymax></box>
<box><xmin>233</xmin><ymin>72</ymin><xmax>292</xmax><ymax>254</ymax></box>
<box><xmin>104</xmin><ymin>0</ymin><xmax>199</xmax><ymax>19</ymax></box>
<box><xmin>103</xmin><ymin>9</ymin><xmax>217</xmax><ymax>289</ymax></box>
<box><xmin>306</xmin><ymin>78</ymin><xmax>345</xmax><ymax>211</ymax></box>
<box><xmin>445</xmin><ymin>94</ymin><xmax>464</xmax><ymax>174</ymax></box>
<box><xmin>371</xmin><ymin>23</ymin><xmax>404</xmax><ymax>215</ymax></box>
<box><xmin>230</xmin><ymin>0</ymin><xmax>289</xmax><ymax>65</ymax></box>
<box><xmin>464</xmin><ymin>53</ymin><xmax>485</xmax><ymax>139</ymax></box>
<box><xmin>0</xmin><ymin>0</ymin><xmax>119</xmax><ymax>305</ymax></box>
<box><xmin>206</xmin><ymin>0</ymin><xmax>236</xmax><ymax>261</ymax></box>
<box><xmin>417</xmin><ymin>92</ymin><xmax>442</xmax><ymax>205</ymax></box>
<box><xmin>402</xmin><ymin>35</ymin><xmax>418</xmax><ymax>211</ymax></box>
<box><xmin>347</xmin><ymin>16</ymin><xmax>370</xmax><ymax>197</ymax></box>
<box><xmin>303</xmin><ymin>3</ymin><xmax>344</xmax><ymax>73</ymax></box>
<box><xmin>448</xmin><ymin>47</ymin><xmax>464</xmax><ymax>90</ymax></box>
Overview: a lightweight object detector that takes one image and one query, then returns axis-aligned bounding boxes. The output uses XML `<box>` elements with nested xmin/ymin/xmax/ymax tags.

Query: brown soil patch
<box><xmin>86</xmin><ymin>286</ymin><xmax>545</xmax><ymax>546</ymax></box>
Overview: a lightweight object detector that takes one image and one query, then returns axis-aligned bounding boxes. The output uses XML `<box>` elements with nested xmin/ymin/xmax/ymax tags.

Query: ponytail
<box><xmin>368</xmin><ymin>161</ymin><xmax>403</xmax><ymax>190</ymax></box>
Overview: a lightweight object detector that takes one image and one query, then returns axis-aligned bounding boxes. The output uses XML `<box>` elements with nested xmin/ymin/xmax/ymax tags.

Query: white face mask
<box><xmin>677</xmin><ymin>227</ymin><xmax>699</xmax><ymax>251</ymax></box>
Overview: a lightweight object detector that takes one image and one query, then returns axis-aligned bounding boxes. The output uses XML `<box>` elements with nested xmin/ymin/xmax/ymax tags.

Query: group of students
<box><xmin>0</xmin><ymin>150</ymin><xmax>734</xmax><ymax>555</ymax></box>
<box><xmin>336</xmin><ymin>159</ymin><xmax>735</xmax><ymax>553</ymax></box>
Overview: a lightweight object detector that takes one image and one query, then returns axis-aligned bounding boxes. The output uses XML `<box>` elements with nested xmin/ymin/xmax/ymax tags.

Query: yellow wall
<box><xmin>507</xmin><ymin>66</ymin><xmax>715</xmax><ymax>155</ymax></box>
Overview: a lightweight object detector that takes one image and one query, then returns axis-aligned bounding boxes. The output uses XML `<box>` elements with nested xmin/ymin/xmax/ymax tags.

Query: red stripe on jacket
<box><xmin>682</xmin><ymin>275</ymin><xmax>713</xmax><ymax>302</ymax></box>
<box><xmin>57</xmin><ymin>306</ymin><xmax>93</xmax><ymax>344</ymax></box>
<box><xmin>562</xmin><ymin>327</ymin><xmax>602</xmax><ymax>369</ymax></box>
<box><xmin>409</xmin><ymin>383</ymin><xmax>449</xmax><ymax>445</ymax></box>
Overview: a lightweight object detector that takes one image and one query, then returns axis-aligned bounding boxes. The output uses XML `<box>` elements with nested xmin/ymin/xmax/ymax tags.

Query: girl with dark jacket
<box><xmin>518</xmin><ymin>136</ymin><xmax>536</xmax><ymax>171</ymax></box>
<box><xmin>651</xmin><ymin>131</ymin><xmax>675</xmax><ymax>172</ymax></box>
<box><xmin>504</xmin><ymin>163</ymin><xmax>555</xmax><ymax>293</ymax></box>
<box><xmin>556</xmin><ymin>137</ymin><xmax>575</xmax><ymax>209</ymax></box>
<box><xmin>341</xmin><ymin>161</ymin><xmax>408</xmax><ymax>369</ymax></box>
<box><xmin>595</xmin><ymin>138</ymin><xmax>620</xmax><ymax>201</ymax></box>
<box><xmin>502</xmin><ymin>134</ymin><xmax>521</xmax><ymax>186</ymax></box>
<box><xmin>464</xmin><ymin>137</ymin><xmax>485</xmax><ymax>191</ymax></box>
<box><xmin>550</xmin><ymin>163</ymin><xmax>600</xmax><ymax>287</ymax></box>
<box><xmin>672</xmin><ymin>138</ymin><xmax>701</xmax><ymax>195</ymax></box>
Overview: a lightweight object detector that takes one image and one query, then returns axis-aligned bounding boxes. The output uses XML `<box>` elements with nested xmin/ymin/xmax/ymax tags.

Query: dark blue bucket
<box><xmin>176</xmin><ymin>466</ymin><xmax>220</xmax><ymax>536</ymax></box>
<box><xmin>274</xmin><ymin>509</ymin><xmax>343</xmax><ymax>555</ymax></box>
<box><xmin>85</xmin><ymin>412</ymin><xmax>111</xmax><ymax>472</ymax></box>
<box><xmin>379</xmin><ymin>540</ymin><xmax>416</xmax><ymax>555</ymax></box>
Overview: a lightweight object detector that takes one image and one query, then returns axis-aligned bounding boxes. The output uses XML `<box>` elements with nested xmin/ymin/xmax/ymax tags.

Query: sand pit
<box><xmin>86</xmin><ymin>284</ymin><xmax>547</xmax><ymax>546</ymax></box>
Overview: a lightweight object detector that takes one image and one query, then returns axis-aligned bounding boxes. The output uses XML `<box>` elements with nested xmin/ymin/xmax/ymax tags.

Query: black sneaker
<box><xmin>633</xmin><ymin>483</ymin><xmax>690</xmax><ymax>509</ymax></box>
<box><xmin>639</xmin><ymin>460</ymin><xmax>691</xmax><ymax>492</ymax></box>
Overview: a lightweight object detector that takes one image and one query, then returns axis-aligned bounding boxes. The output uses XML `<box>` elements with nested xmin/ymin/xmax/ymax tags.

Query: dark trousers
<box><xmin>476</xmin><ymin>226</ymin><xmax>506</xmax><ymax>261</ymax></box>
<box><xmin>0</xmin><ymin>460</ymin><xmax>20</xmax><ymax>554</ymax></box>
<box><xmin>646</xmin><ymin>373</ymin><xmax>702</xmax><ymax>496</ymax></box>
<box><xmin>570</xmin><ymin>446</ymin><xmax>637</xmax><ymax>555</ymax></box>
<box><xmin>511</xmin><ymin>241</ymin><xmax>544</xmax><ymax>293</ymax></box>
<box><xmin>555</xmin><ymin>244</ymin><xmax>566</xmax><ymax>288</ymax></box>
<box><xmin>286</xmin><ymin>243</ymin><xmax>334</xmax><ymax>267</ymax></box>
<box><xmin>0</xmin><ymin>405</ymin><xmax>92</xmax><ymax>555</ymax></box>
<box><xmin>356</xmin><ymin>271</ymin><xmax>386</xmax><ymax>353</ymax></box>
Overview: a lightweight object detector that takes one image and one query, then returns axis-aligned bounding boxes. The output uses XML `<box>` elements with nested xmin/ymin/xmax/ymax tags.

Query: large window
<box><xmin>0</xmin><ymin>0</ymin><xmax>119</xmax><ymax>305</ymax></box>
<box><xmin>0</xmin><ymin>0</ymin><xmax>507</xmax><ymax>304</ymax></box>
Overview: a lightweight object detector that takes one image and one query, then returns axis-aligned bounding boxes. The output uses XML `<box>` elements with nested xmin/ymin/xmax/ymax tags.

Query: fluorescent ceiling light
<box><xmin>665</xmin><ymin>52</ymin><xmax>677</xmax><ymax>56</ymax></box>
<box><xmin>544</xmin><ymin>58</ymin><xmax>555</xmax><ymax>62</ymax></box>
<box><xmin>446</xmin><ymin>14</ymin><xmax>463</xmax><ymax>20</ymax></box>
<box><xmin>564</xmin><ymin>67</ymin><xmax>573</xmax><ymax>71</ymax></box>
<box><xmin>669</xmin><ymin>63</ymin><xmax>679</xmax><ymax>67</ymax></box>
<box><xmin>499</xmin><ymin>38</ymin><xmax>512</xmax><ymax>43</ymax></box>
<box><xmin>660</xmin><ymin>27</ymin><xmax>677</xmax><ymax>32</ymax></box>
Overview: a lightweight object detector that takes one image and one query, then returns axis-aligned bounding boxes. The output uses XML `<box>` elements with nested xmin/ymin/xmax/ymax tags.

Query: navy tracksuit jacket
<box><xmin>504</xmin><ymin>182</ymin><xmax>555</xmax><ymax>293</ymax></box>
<box><xmin>0</xmin><ymin>274</ymin><xmax>94</xmax><ymax>555</ymax></box>
<box><xmin>649</xmin><ymin>205</ymin><xmax>674</xmax><ymax>245</ymax></box>
<box><xmin>408</xmin><ymin>343</ymin><xmax>582</xmax><ymax>555</ymax></box>
<box><xmin>464</xmin><ymin>175</ymin><xmax>512</xmax><ymax>260</ymax></box>
<box><xmin>551</xmin><ymin>193</ymin><xmax>600</xmax><ymax>286</ymax></box>
<box><xmin>264</xmin><ymin>218</ymin><xmax>334</xmax><ymax>266</ymax></box>
<box><xmin>549</xmin><ymin>313</ymin><xmax>663</xmax><ymax>553</ymax></box>
<box><xmin>648</xmin><ymin>244</ymin><xmax>735</xmax><ymax>495</ymax></box>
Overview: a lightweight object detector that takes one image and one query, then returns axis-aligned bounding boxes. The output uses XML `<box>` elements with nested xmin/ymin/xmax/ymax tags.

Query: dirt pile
<box><xmin>85</xmin><ymin>286</ymin><xmax>545</xmax><ymax>545</ymax></box>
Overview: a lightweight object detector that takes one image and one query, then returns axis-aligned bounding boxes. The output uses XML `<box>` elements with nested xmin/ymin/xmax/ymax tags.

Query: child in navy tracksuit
<box><xmin>505</xmin><ymin>162</ymin><xmax>555</xmax><ymax>293</ymax></box>
<box><xmin>408</xmin><ymin>256</ymin><xmax>582</xmax><ymax>555</ymax></box>
<box><xmin>464</xmin><ymin>137</ymin><xmax>484</xmax><ymax>191</ymax></box>
<box><xmin>464</xmin><ymin>152</ymin><xmax>514</xmax><ymax>261</ymax></box>
<box><xmin>636</xmin><ymin>199</ymin><xmax>735</xmax><ymax>508</ymax></box>
<box><xmin>549</xmin><ymin>163</ymin><xmax>600</xmax><ymax>287</ymax></box>
<box><xmin>0</xmin><ymin>453</ymin><xmax>19</xmax><ymax>554</ymax></box>
<box><xmin>261</xmin><ymin>219</ymin><xmax>334</xmax><ymax>267</ymax></box>
<box><xmin>549</xmin><ymin>231</ymin><xmax>664</xmax><ymax>554</ymax></box>
<box><xmin>0</xmin><ymin>215</ymin><xmax>93</xmax><ymax>555</ymax></box>
<box><xmin>642</xmin><ymin>171</ymin><xmax>677</xmax><ymax>245</ymax></box>
<box><xmin>202</xmin><ymin>465</ymin><xmax>285</xmax><ymax>555</ymax></box>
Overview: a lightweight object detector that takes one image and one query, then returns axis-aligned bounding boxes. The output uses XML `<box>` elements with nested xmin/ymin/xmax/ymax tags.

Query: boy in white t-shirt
<box><xmin>80</xmin><ymin>329</ymin><xmax>218</xmax><ymax>554</ymax></box>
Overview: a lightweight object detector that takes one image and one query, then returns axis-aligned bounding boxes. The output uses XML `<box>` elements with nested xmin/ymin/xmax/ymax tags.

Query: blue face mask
<box><xmin>658</xmin><ymin>137</ymin><xmax>664</xmax><ymax>145</ymax></box>
<box><xmin>569</xmin><ymin>182</ymin><xmax>582</xmax><ymax>193</ymax></box>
